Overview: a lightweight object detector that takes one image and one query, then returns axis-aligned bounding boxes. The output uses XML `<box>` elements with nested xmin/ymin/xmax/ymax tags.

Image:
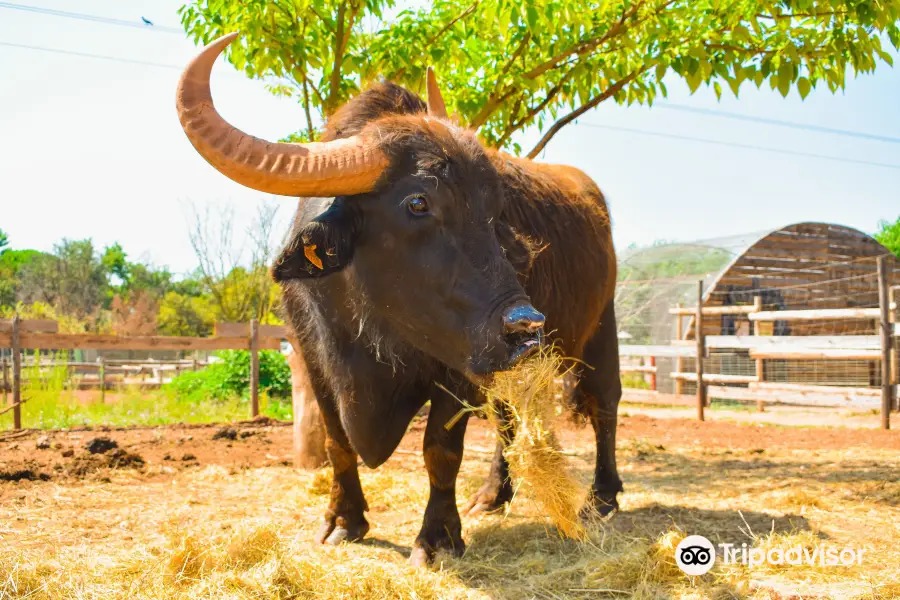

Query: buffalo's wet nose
<box><xmin>502</xmin><ymin>304</ymin><xmax>546</xmax><ymax>334</ymax></box>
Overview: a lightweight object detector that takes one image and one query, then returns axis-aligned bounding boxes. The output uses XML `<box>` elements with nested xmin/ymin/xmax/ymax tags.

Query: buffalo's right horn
<box><xmin>426</xmin><ymin>66</ymin><xmax>449</xmax><ymax>119</ymax></box>
<box><xmin>176</xmin><ymin>32</ymin><xmax>389</xmax><ymax>197</ymax></box>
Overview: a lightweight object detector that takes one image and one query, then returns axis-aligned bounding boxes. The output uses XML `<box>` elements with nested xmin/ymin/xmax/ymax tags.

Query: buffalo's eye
<box><xmin>406</xmin><ymin>195</ymin><xmax>430</xmax><ymax>216</ymax></box>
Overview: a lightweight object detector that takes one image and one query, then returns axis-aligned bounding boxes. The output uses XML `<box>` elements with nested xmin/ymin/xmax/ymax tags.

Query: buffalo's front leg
<box><xmin>409</xmin><ymin>390</ymin><xmax>468</xmax><ymax>566</ymax></box>
<box><xmin>464</xmin><ymin>403</ymin><xmax>515</xmax><ymax>515</ymax></box>
<box><xmin>316</xmin><ymin>401</ymin><xmax>370</xmax><ymax>545</ymax></box>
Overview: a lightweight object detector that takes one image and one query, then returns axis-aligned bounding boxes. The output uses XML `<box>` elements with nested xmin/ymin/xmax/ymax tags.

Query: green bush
<box><xmin>167</xmin><ymin>350</ymin><xmax>292</xmax><ymax>400</ymax></box>
<box><xmin>620</xmin><ymin>372</ymin><xmax>650</xmax><ymax>390</ymax></box>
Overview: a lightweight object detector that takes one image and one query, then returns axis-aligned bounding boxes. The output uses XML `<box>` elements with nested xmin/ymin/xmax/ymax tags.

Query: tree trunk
<box><xmin>288</xmin><ymin>340</ymin><xmax>327</xmax><ymax>468</ymax></box>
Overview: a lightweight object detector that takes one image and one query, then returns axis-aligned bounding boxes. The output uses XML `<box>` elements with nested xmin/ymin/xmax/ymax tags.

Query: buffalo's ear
<box><xmin>272</xmin><ymin>202</ymin><xmax>357</xmax><ymax>281</ymax></box>
<box><xmin>495</xmin><ymin>220</ymin><xmax>539</xmax><ymax>277</ymax></box>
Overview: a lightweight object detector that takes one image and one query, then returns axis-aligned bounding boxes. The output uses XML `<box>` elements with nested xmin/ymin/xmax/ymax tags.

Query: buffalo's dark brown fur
<box><xmin>281</xmin><ymin>81</ymin><xmax>622</xmax><ymax>563</ymax></box>
<box><xmin>322</xmin><ymin>81</ymin><xmax>617</xmax><ymax>362</ymax></box>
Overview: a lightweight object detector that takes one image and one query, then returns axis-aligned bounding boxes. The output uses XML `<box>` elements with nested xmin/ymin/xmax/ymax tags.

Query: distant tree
<box><xmin>110</xmin><ymin>291</ymin><xmax>159</xmax><ymax>336</ymax></box>
<box><xmin>875</xmin><ymin>216</ymin><xmax>900</xmax><ymax>257</ymax></box>
<box><xmin>0</xmin><ymin>229</ymin><xmax>8</xmax><ymax>252</ymax></box>
<box><xmin>180</xmin><ymin>0</ymin><xmax>900</xmax><ymax>155</ymax></box>
<box><xmin>187</xmin><ymin>201</ymin><xmax>282</xmax><ymax>324</ymax></box>
<box><xmin>157</xmin><ymin>290</ymin><xmax>217</xmax><ymax>337</ymax></box>
<box><xmin>0</xmin><ymin>248</ymin><xmax>44</xmax><ymax>308</ymax></box>
<box><xmin>101</xmin><ymin>243</ymin><xmax>130</xmax><ymax>285</ymax></box>
<box><xmin>17</xmin><ymin>239</ymin><xmax>108</xmax><ymax>322</ymax></box>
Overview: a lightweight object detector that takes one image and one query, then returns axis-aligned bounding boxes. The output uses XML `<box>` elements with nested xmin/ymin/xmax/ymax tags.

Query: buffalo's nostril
<box><xmin>502</xmin><ymin>304</ymin><xmax>546</xmax><ymax>333</ymax></box>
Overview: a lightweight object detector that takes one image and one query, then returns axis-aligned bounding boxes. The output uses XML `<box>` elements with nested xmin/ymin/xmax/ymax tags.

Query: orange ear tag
<box><xmin>304</xmin><ymin>244</ymin><xmax>324</xmax><ymax>270</ymax></box>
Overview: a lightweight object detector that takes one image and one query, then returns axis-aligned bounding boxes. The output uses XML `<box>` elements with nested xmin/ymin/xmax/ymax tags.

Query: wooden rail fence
<box><xmin>1</xmin><ymin>319</ymin><xmax>289</xmax><ymax>430</ymax></box>
<box><xmin>620</xmin><ymin>259</ymin><xmax>898</xmax><ymax>429</ymax></box>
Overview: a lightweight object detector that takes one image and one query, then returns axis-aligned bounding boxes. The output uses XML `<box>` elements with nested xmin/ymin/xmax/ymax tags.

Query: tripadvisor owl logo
<box><xmin>673</xmin><ymin>535</ymin><xmax>865</xmax><ymax>576</ymax></box>
<box><xmin>675</xmin><ymin>535</ymin><xmax>716</xmax><ymax>575</ymax></box>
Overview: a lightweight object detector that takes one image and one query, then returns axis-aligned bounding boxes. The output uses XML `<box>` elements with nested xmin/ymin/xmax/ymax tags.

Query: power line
<box><xmin>2</xmin><ymin>3</ymin><xmax>899</xmax><ymax>149</ymax></box>
<box><xmin>0</xmin><ymin>2</ymin><xmax>183</xmax><ymax>34</ymax></box>
<box><xmin>578</xmin><ymin>122</ymin><xmax>900</xmax><ymax>171</ymax></box>
<box><xmin>656</xmin><ymin>102</ymin><xmax>900</xmax><ymax>145</ymax></box>
<box><xmin>0</xmin><ymin>41</ymin><xmax>245</xmax><ymax>78</ymax></box>
<box><xmin>0</xmin><ymin>41</ymin><xmax>188</xmax><ymax>70</ymax></box>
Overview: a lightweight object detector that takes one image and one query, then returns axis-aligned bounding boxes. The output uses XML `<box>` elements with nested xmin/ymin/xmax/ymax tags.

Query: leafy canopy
<box><xmin>875</xmin><ymin>215</ymin><xmax>900</xmax><ymax>257</ymax></box>
<box><xmin>180</xmin><ymin>0</ymin><xmax>900</xmax><ymax>155</ymax></box>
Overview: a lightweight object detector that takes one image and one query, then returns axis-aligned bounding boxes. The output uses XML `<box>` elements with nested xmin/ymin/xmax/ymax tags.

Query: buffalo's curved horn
<box><xmin>425</xmin><ymin>66</ymin><xmax>449</xmax><ymax>119</ymax></box>
<box><xmin>176</xmin><ymin>32</ymin><xmax>388</xmax><ymax>197</ymax></box>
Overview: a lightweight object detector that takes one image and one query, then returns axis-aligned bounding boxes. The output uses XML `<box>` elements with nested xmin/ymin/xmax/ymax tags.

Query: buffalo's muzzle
<box><xmin>502</xmin><ymin>304</ymin><xmax>545</xmax><ymax>368</ymax></box>
<box><xmin>502</xmin><ymin>304</ymin><xmax>546</xmax><ymax>333</ymax></box>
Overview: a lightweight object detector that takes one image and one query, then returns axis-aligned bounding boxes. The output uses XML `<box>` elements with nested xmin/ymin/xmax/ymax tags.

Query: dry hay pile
<box><xmin>3</xmin><ymin>394</ymin><xmax>900</xmax><ymax>598</ymax></box>
<box><xmin>482</xmin><ymin>349</ymin><xmax>586</xmax><ymax>539</ymax></box>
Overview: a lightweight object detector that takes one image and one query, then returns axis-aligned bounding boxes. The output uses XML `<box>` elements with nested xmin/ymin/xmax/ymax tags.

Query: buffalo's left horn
<box><xmin>176</xmin><ymin>32</ymin><xmax>389</xmax><ymax>197</ymax></box>
<box><xmin>426</xmin><ymin>66</ymin><xmax>449</xmax><ymax>119</ymax></box>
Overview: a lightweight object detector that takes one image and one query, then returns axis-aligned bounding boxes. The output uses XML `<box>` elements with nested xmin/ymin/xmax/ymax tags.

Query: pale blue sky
<box><xmin>1</xmin><ymin>0</ymin><xmax>898</xmax><ymax>274</ymax></box>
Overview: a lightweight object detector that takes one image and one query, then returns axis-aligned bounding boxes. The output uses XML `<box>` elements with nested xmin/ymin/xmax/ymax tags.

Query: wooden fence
<box><xmin>0</xmin><ymin>319</ymin><xmax>289</xmax><ymax>430</ymax></box>
<box><xmin>619</xmin><ymin>256</ymin><xmax>899</xmax><ymax>429</ymax></box>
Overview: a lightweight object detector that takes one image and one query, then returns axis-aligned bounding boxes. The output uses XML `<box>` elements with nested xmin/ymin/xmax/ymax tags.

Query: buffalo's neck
<box><xmin>299</xmin><ymin>278</ymin><xmax>438</xmax><ymax>468</ymax></box>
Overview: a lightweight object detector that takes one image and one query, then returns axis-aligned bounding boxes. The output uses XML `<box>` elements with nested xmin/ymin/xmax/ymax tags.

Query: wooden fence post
<box><xmin>1</xmin><ymin>357</ymin><xmax>7</xmax><ymax>409</ymax></box>
<box><xmin>675</xmin><ymin>303</ymin><xmax>684</xmax><ymax>397</ymax></box>
<box><xmin>250</xmin><ymin>319</ymin><xmax>260</xmax><ymax>418</ymax></box>
<box><xmin>696</xmin><ymin>281</ymin><xmax>706</xmax><ymax>422</ymax></box>
<box><xmin>877</xmin><ymin>257</ymin><xmax>892</xmax><ymax>430</ymax></box>
<box><xmin>11</xmin><ymin>315</ymin><xmax>22</xmax><ymax>430</ymax></box>
<box><xmin>98</xmin><ymin>357</ymin><xmax>106</xmax><ymax>403</ymax></box>
<box><xmin>891</xmin><ymin>285</ymin><xmax>899</xmax><ymax>413</ymax></box>
<box><xmin>649</xmin><ymin>356</ymin><xmax>657</xmax><ymax>392</ymax></box>
<box><xmin>753</xmin><ymin>295</ymin><xmax>765</xmax><ymax>412</ymax></box>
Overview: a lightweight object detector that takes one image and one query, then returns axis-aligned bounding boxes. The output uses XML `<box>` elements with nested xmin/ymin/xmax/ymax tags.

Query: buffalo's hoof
<box><xmin>464</xmin><ymin>480</ymin><xmax>513</xmax><ymax>516</ymax></box>
<box><xmin>317</xmin><ymin>515</ymin><xmax>369</xmax><ymax>545</ymax></box>
<box><xmin>408</xmin><ymin>534</ymin><xmax>465</xmax><ymax>568</ymax></box>
<box><xmin>579</xmin><ymin>494</ymin><xmax>619</xmax><ymax>523</ymax></box>
<box><xmin>408</xmin><ymin>545</ymin><xmax>432</xmax><ymax>568</ymax></box>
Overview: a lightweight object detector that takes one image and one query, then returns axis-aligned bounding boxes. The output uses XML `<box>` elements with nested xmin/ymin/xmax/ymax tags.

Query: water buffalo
<box><xmin>176</xmin><ymin>33</ymin><xmax>622</xmax><ymax>566</ymax></box>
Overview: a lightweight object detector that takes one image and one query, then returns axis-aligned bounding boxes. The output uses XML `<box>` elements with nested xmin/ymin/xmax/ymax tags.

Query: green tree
<box><xmin>875</xmin><ymin>215</ymin><xmax>900</xmax><ymax>257</ymax></box>
<box><xmin>101</xmin><ymin>243</ymin><xmax>130</xmax><ymax>285</ymax></box>
<box><xmin>187</xmin><ymin>201</ymin><xmax>282</xmax><ymax>324</ymax></box>
<box><xmin>0</xmin><ymin>249</ymin><xmax>44</xmax><ymax>308</ymax></box>
<box><xmin>17</xmin><ymin>239</ymin><xmax>109</xmax><ymax>321</ymax></box>
<box><xmin>157</xmin><ymin>290</ymin><xmax>217</xmax><ymax>337</ymax></box>
<box><xmin>0</xmin><ymin>229</ymin><xmax>8</xmax><ymax>252</ymax></box>
<box><xmin>180</xmin><ymin>0</ymin><xmax>900</xmax><ymax>154</ymax></box>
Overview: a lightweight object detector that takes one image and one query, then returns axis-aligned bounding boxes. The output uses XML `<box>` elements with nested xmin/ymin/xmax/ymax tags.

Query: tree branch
<box><xmin>303</xmin><ymin>73</ymin><xmax>326</xmax><ymax>106</ymax></box>
<box><xmin>470</xmin><ymin>0</ymin><xmax>672</xmax><ymax>130</ymax></box>
<box><xmin>426</xmin><ymin>1</ymin><xmax>478</xmax><ymax>47</ymax></box>
<box><xmin>495</xmin><ymin>33</ymin><xmax>530</xmax><ymax>88</ymax></box>
<box><xmin>302</xmin><ymin>77</ymin><xmax>315</xmax><ymax>140</ymax></box>
<box><xmin>392</xmin><ymin>2</ymin><xmax>479</xmax><ymax>81</ymax></box>
<box><xmin>755</xmin><ymin>10</ymin><xmax>845</xmax><ymax>20</ymax></box>
<box><xmin>307</xmin><ymin>6</ymin><xmax>335</xmax><ymax>34</ymax></box>
<box><xmin>496</xmin><ymin>70</ymin><xmax>574</xmax><ymax>147</ymax></box>
<box><xmin>526</xmin><ymin>68</ymin><xmax>648</xmax><ymax>158</ymax></box>
<box><xmin>327</xmin><ymin>1</ymin><xmax>348</xmax><ymax>114</ymax></box>
<box><xmin>520</xmin><ymin>0</ymin><xmax>647</xmax><ymax>81</ymax></box>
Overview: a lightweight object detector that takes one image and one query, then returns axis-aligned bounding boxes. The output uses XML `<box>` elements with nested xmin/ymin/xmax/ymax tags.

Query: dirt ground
<box><xmin>3</xmin><ymin>410</ymin><xmax>899</xmax><ymax>484</ymax></box>
<box><xmin>2</xmin><ymin>412</ymin><xmax>900</xmax><ymax>599</ymax></box>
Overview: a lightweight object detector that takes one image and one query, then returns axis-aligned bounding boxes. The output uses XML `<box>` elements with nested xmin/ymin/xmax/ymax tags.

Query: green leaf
<box><xmin>776</xmin><ymin>63</ymin><xmax>792</xmax><ymax>97</ymax></box>
<box><xmin>526</xmin><ymin>6</ymin><xmax>539</xmax><ymax>32</ymax></box>
<box><xmin>176</xmin><ymin>0</ymin><xmax>900</xmax><ymax>152</ymax></box>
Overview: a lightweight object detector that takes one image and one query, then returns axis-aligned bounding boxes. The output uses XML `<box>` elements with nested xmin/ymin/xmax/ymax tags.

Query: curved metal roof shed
<box><xmin>685</xmin><ymin>222</ymin><xmax>899</xmax><ymax>341</ymax></box>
